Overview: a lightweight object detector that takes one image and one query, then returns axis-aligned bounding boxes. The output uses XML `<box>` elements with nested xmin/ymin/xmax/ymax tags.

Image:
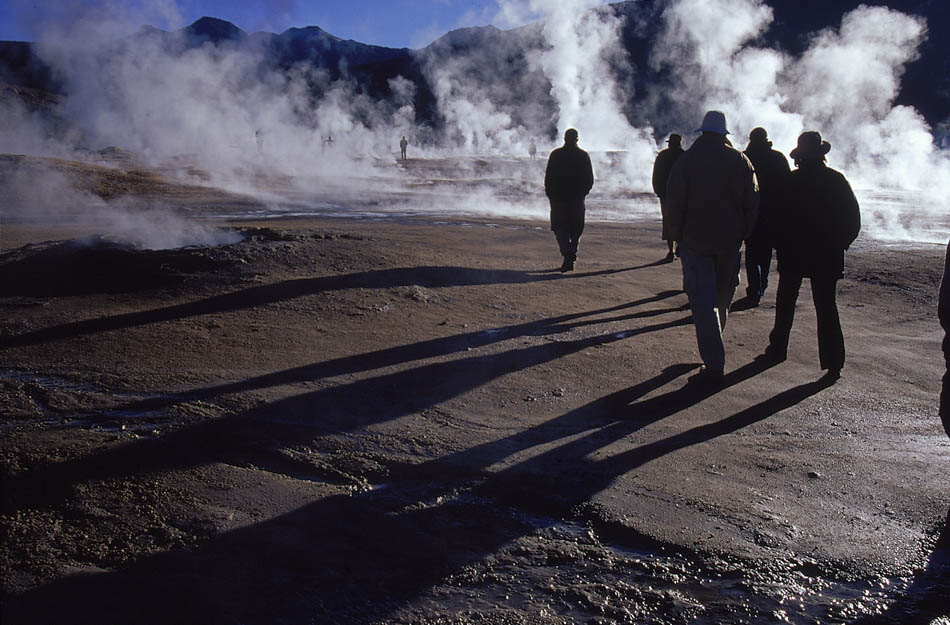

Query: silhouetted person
<box><xmin>652</xmin><ymin>133</ymin><xmax>685</xmax><ymax>261</ymax></box>
<box><xmin>742</xmin><ymin>127</ymin><xmax>790</xmax><ymax>304</ymax></box>
<box><xmin>529</xmin><ymin>139</ymin><xmax>537</xmax><ymax>160</ymax></box>
<box><xmin>939</xmin><ymin>239</ymin><xmax>950</xmax><ymax>437</ymax></box>
<box><xmin>666</xmin><ymin>111</ymin><xmax>759</xmax><ymax>383</ymax></box>
<box><xmin>323</xmin><ymin>135</ymin><xmax>334</xmax><ymax>153</ymax></box>
<box><xmin>763</xmin><ymin>131</ymin><xmax>860</xmax><ymax>380</ymax></box>
<box><xmin>400</xmin><ymin>136</ymin><xmax>408</xmax><ymax>160</ymax></box>
<box><xmin>544</xmin><ymin>128</ymin><xmax>594</xmax><ymax>273</ymax></box>
<box><xmin>255</xmin><ymin>128</ymin><xmax>264</xmax><ymax>155</ymax></box>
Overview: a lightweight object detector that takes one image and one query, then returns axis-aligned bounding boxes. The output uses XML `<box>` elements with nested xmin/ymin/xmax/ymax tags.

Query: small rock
<box><xmin>808</xmin><ymin>471</ymin><xmax>821</xmax><ymax>479</ymax></box>
<box><xmin>553</xmin><ymin>388</ymin><xmax>565</xmax><ymax>397</ymax></box>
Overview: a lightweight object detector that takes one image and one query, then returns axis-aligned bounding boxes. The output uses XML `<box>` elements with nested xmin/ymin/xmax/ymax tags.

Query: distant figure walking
<box><xmin>666</xmin><ymin>110</ymin><xmax>759</xmax><ymax>383</ymax></box>
<box><xmin>741</xmin><ymin>127</ymin><xmax>790</xmax><ymax>304</ymax></box>
<box><xmin>323</xmin><ymin>135</ymin><xmax>334</xmax><ymax>153</ymax></box>
<box><xmin>544</xmin><ymin>128</ymin><xmax>594</xmax><ymax>273</ymax></box>
<box><xmin>652</xmin><ymin>133</ymin><xmax>685</xmax><ymax>261</ymax></box>
<box><xmin>255</xmin><ymin>128</ymin><xmax>264</xmax><ymax>155</ymax></box>
<box><xmin>400</xmin><ymin>136</ymin><xmax>408</xmax><ymax>160</ymax></box>
<box><xmin>529</xmin><ymin>139</ymin><xmax>537</xmax><ymax>160</ymax></box>
<box><xmin>940</xmin><ymin>239</ymin><xmax>950</xmax><ymax>437</ymax></box>
<box><xmin>763</xmin><ymin>131</ymin><xmax>861</xmax><ymax>380</ymax></box>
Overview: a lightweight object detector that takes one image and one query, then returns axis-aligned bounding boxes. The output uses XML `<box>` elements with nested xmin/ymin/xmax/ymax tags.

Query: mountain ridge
<box><xmin>0</xmin><ymin>1</ymin><xmax>946</xmax><ymax>142</ymax></box>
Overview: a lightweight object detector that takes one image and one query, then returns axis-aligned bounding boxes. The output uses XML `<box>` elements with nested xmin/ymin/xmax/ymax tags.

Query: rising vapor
<box><xmin>0</xmin><ymin>0</ymin><xmax>946</xmax><ymax>244</ymax></box>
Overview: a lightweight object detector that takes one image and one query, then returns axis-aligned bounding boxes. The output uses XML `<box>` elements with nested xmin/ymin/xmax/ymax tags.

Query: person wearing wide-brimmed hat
<box><xmin>666</xmin><ymin>110</ymin><xmax>759</xmax><ymax>383</ymax></box>
<box><xmin>762</xmin><ymin>131</ymin><xmax>861</xmax><ymax>379</ymax></box>
<box><xmin>652</xmin><ymin>133</ymin><xmax>685</xmax><ymax>261</ymax></box>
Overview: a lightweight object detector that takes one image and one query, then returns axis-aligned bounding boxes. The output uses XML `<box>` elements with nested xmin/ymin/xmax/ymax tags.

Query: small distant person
<box><xmin>651</xmin><ymin>133</ymin><xmax>685</xmax><ymax>261</ymax></box>
<box><xmin>400</xmin><ymin>135</ymin><xmax>408</xmax><ymax>160</ymax></box>
<box><xmin>666</xmin><ymin>110</ymin><xmax>759</xmax><ymax>383</ymax></box>
<box><xmin>544</xmin><ymin>128</ymin><xmax>594</xmax><ymax>273</ymax></box>
<box><xmin>255</xmin><ymin>128</ymin><xmax>264</xmax><ymax>155</ymax></box>
<box><xmin>529</xmin><ymin>139</ymin><xmax>537</xmax><ymax>160</ymax></box>
<box><xmin>940</xmin><ymin>239</ymin><xmax>950</xmax><ymax>438</ymax></box>
<box><xmin>741</xmin><ymin>127</ymin><xmax>790</xmax><ymax>304</ymax></box>
<box><xmin>763</xmin><ymin>131</ymin><xmax>861</xmax><ymax>380</ymax></box>
<box><xmin>323</xmin><ymin>135</ymin><xmax>334</xmax><ymax>153</ymax></box>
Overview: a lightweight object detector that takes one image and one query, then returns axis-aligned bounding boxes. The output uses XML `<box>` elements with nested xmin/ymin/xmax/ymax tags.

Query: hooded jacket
<box><xmin>665</xmin><ymin>133</ymin><xmax>759</xmax><ymax>254</ymax></box>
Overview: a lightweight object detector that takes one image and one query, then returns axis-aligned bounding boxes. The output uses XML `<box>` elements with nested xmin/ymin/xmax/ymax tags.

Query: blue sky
<box><xmin>0</xmin><ymin>0</ymin><xmax>524</xmax><ymax>48</ymax></box>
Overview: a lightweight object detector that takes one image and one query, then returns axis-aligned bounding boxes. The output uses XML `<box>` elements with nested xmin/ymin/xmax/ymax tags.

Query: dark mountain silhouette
<box><xmin>0</xmin><ymin>1</ymin><xmax>946</xmax><ymax>141</ymax></box>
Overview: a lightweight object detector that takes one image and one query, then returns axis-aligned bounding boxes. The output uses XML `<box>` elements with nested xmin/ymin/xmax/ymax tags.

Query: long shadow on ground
<box><xmin>1</xmin><ymin>264</ymin><xmax>653</xmax><ymax>347</ymax></box>
<box><xmin>2</xmin><ymin>363</ymin><xmax>836</xmax><ymax>624</ymax></box>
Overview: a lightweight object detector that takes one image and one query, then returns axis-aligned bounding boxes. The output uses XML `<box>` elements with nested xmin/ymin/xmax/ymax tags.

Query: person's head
<box><xmin>789</xmin><ymin>130</ymin><xmax>831</xmax><ymax>165</ymax></box>
<box><xmin>668</xmin><ymin>133</ymin><xmax>682</xmax><ymax>148</ymax></box>
<box><xmin>564</xmin><ymin>128</ymin><xmax>579</xmax><ymax>145</ymax></box>
<box><xmin>748</xmin><ymin>127</ymin><xmax>769</xmax><ymax>145</ymax></box>
<box><xmin>697</xmin><ymin>110</ymin><xmax>729</xmax><ymax>136</ymax></box>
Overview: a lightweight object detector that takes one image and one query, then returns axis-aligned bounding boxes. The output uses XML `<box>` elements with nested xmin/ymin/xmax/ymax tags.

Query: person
<box><xmin>938</xmin><ymin>239</ymin><xmax>950</xmax><ymax>437</ymax></box>
<box><xmin>255</xmin><ymin>128</ymin><xmax>264</xmax><ymax>155</ymax></box>
<box><xmin>665</xmin><ymin>110</ymin><xmax>759</xmax><ymax>382</ymax></box>
<box><xmin>763</xmin><ymin>131</ymin><xmax>861</xmax><ymax>380</ymax></box>
<box><xmin>400</xmin><ymin>136</ymin><xmax>408</xmax><ymax>160</ymax></box>
<box><xmin>741</xmin><ymin>127</ymin><xmax>790</xmax><ymax>304</ymax></box>
<box><xmin>544</xmin><ymin>128</ymin><xmax>594</xmax><ymax>273</ymax></box>
<box><xmin>529</xmin><ymin>139</ymin><xmax>537</xmax><ymax>160</ymax></box>
<box><xmin>652</xmin><ymin>133</ymin><xmax>685</xmax><ymax>261</ymax></box>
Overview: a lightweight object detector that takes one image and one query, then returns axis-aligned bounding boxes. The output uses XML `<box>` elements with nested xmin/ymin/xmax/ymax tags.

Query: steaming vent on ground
<box><xmin>0</xmin><ymin>233</ymin><xmax>248</xmax><ymax>297</ymax></box>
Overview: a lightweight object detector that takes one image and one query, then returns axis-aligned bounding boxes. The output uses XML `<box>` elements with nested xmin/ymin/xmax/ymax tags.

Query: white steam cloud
<box><xmin>0</xmin><ymin>0</ymin><xmax>947</xmax><ymax>245</ymax></box>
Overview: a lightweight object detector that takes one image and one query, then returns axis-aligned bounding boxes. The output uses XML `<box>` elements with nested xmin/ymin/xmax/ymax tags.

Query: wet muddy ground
<box><xmin>1</xmin><ymin>206</ymin><xmax>949</xmax><ymax>624</ymax></box>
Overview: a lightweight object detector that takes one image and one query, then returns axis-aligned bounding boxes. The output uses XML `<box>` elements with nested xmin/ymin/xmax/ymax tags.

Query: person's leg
<box><xmin>811</xmin><ymin>276</ymin><xmax>845</xmax><ymax>371</ymax></box>
<box><xmin>715</xmin><ymin>249</ymin><xmax>741</xmax><ymax>329</ymax></box>
<box><xmin>744</xmin><ymin>240</ymin><xmax>759</xmax><ymax>299</ymax></box>
<box><xmin>767</xmin><ymin>270</ymin><xmax>803</xmax><ymax>357</ymax></box>
<box><xmin>758</xmin><ymin>244</ymin><xmax>773</xmax><ymax>298</ymax></box>
<box><xmin>680</xmin><ymin>247</ymin><xmax>725</xmax><ymax>373</ymax></box>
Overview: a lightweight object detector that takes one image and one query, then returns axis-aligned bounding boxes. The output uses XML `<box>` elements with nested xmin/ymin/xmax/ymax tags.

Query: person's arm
<box><xmin>838</xmin><ymin>174</ymin><xmax>861</xmax><ymax>248</ymax></box>
<box><xmin>939</xmin><ymin>240</ymin><xmax>950</xmax><ymax>331</ymax></box>
<box><xmin>664</xmin><ymin>159</ymin><xmax>687</xmax><ymax>242</ymax></box>
<box><xmin>741</xmin><ymin>154</ymin><xmax>760</xmax><ymax>239</ymax></box>
<box><xmin>583</xmin><ymin>152</ymin><xmax>594</xmax><ymax>196</ymax></box>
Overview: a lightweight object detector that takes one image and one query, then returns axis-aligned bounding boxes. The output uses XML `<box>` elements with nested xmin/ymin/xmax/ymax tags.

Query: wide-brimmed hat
<box><xmin>697</xmin><ymin>110</ymin><xmax>729</xmax><ymax>135</ymax></box>
<box><xmin>789</xmin><ymin>131</ymin><xmax>831</xmax><ymax>160</ymax></box>
<box><xmin>667</xmin><ymin>133</ymin><xmax>682</xmax><ymax>145</ymax></box>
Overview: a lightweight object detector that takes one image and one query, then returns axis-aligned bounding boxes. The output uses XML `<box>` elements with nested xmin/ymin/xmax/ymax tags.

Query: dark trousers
<box><xmin>744</xmin><ymin>237</ymin><xmax>773</xmax><ymax>298</ymax></box>
<box><xmin>554</xmin><ymin>226</ymin><xmax>583</xmax><ymax>261</ymax></box>
<box><xmin>768</xmin><ymin>272</ymin><xmax>845</xmax><ymax>370</ymax></box>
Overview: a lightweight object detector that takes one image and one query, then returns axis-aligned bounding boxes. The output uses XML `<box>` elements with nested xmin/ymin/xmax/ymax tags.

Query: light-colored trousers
<box><xmin>679</xmin><ymin>245</ymin><xmax>741</xmax><ymax>372</ymax></box>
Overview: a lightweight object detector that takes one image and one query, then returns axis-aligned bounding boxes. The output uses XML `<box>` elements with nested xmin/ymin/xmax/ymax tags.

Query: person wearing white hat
<box><xmin>665</xmin><ymin>110</ymin><xmax>760</xmax><ymax>383</ymax></box>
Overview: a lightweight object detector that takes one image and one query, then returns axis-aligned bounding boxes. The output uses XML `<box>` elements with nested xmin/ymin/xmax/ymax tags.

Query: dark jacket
<box><xmin>652</xmin><ymin>146</ymin><xmax>684</xmax><ymax>199</ymax></box>
<box><xmin>773</xmin><ymin>161</ymin><xmax>860</xmax><ymax>278</ymax></box>
<box><xmin>743</xmin><ymin>141</ymin><xmax>790</xmax><ymax>239</ymax></box>
<box><xmin>665</xmin><ymin>133</ymin><xmax>759</xmax><ymax>254</ymax></box>
<box><xmin>544</xmin><ymin>143</ymin><xmax>594</xmax><ymax>231</ymax></box>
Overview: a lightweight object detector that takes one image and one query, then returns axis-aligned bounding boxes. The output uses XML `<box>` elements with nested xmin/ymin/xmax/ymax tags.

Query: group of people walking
<box><xmin>543</xmin><ymin>111</ymin><xmax>862</xmax><ymax>383</ymax></box>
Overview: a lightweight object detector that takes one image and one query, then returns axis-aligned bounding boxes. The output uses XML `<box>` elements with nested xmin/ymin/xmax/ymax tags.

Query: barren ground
<box><xmin>1</xmin><ymin>164</ymin><xmax>948</xmax><ymax>624</ymax></box>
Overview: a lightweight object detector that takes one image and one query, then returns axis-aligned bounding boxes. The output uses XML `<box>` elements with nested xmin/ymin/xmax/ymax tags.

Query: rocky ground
<box><xmin>1</xmin><ymin>174</ymin><xmax>949</xmax><ymax>623</ymax></box>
